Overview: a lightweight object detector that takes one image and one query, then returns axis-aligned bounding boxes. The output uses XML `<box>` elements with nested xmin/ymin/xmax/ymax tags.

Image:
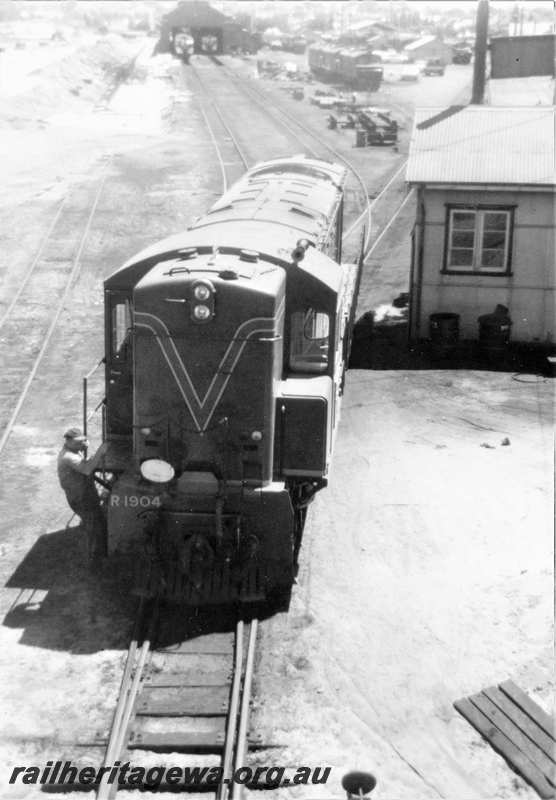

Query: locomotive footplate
<box><xmin>134</xmin><ymin>558</ymin><xmax>266</xmax><ymax>606</ymax></box>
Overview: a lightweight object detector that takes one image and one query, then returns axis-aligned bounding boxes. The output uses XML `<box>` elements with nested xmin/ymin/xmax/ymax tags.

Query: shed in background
<box><xmin>490</xmin><ymin>34</ymin><xmax>555</xmax><ymax>78</ymax></box>
<box><xmin>157</xmin><ymin>0</ymin><xmax>259</xmax><ymax>56</ymax></box>
<box><xmin>403</xmin><ymin>36</ymin><xmax>452</xmax><ymax>64</ymax></box>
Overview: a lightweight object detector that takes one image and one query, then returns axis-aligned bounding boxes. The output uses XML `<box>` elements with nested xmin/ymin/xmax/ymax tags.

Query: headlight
<box><xmin>193</xmin><ymin>304</ymin><xmax>211</xmax><ymax>320</ymax></box>
<box><xmin>190</xmin><ymin>280</ymin><xmax>215</xmax><ymax>322</ymax></box>
<box><xmin>140</xmin><ymin>458</ymin><xmax>175</xmax><ymax>483</ymax></box>
<box><xmin>194</xmin><ymin>284</ymin><xmax>211</xmax><ymax>301</ymax></box>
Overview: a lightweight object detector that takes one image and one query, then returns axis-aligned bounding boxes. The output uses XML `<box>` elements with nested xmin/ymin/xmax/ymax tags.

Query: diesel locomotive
<box><xmin>171</xmin><ymin>27</ymin><xmax>195</xmax><ymax>63</ymax></box>
<box><xmin>86</xmin><ymin>156</ymin><xmax>362</xmax><ymax>607</ymax></box>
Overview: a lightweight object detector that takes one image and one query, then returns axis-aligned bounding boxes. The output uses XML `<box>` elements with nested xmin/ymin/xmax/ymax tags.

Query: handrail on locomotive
<box><xmin>82</xmin><ymin>356</ymin><xmax>106</xmax><ymax>454</ymax></box>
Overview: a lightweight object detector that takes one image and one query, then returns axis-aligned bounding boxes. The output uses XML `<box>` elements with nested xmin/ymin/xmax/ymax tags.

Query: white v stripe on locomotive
<box><xmin>136</xmin><ymin>306</ymin><xmax>284</xmax><ymax>406</ymax></box>
<box><xmin>135</xmin><ymin>303</ymin><xmax>284</xmax><ymax>431</ymax></box>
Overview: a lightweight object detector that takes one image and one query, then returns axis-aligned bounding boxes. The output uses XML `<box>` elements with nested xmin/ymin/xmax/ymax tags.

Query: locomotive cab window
<box><xmin>112</xmin><ymin>301</ymin><xmax>132</xmax><ymax>356</ymax></box>
<box><xmin>289</xmin><ymin>309</ymin><xmax>330</xmax><ymax>373</ymax></box>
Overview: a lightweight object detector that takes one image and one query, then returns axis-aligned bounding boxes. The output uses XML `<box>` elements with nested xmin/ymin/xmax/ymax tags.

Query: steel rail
<box><xmin>198</xmin><ymin>103</ymin><xmax>231</xmax><ymax>192</ymax></box>
<box><xmin>0</xmin><ymin>165</ymin><xmax>111</xmax><ymax>458</ymax></box>
<box><xmin>364</xmin><ymin>188</ymin><xmax>415</xmax><ymax>259</ymax></box>
<box><xmin>95</xmin><ymin>603</ymin><xmax>144</xmax><ymax>799</ymax></box>
<box><xmin>96</xmin><ymin>599</ymin><xmax>158</xmax><ymax>800</ymax></box>
<box><xmin>187</xmin><ymin>58</ymin><xmax>373</xmax><ymax>258</ymax></box>
<box><xmin>0</xmin><ymin>39</ymin><xmax>147</xmax><ymax>459</ymax></box>
<box><xmin>95</xmin><ymin>610</ymin><xmax>258</xmax><ymax>800</ymax></box>
<box><xmin>210</xmin><ymin>97</ymin><xmax>251</xmax><ymax>172</ymax></box>
<box><xmin>218</xmin><ymin>65</ymin><xmax>374</xmax><ymax>251</ymax></box>
<box><xmin>243</xmin><ymin>83</ymin><xmax>373</xmax><ymax>247</ymax></box>
<box><xmin>231</xmin><ymin>618</ymin><xmax>258</xmax><ymax>800</ymax></box>
<box><xmin>343</xmin><ymin>158</ymin><xmax>408</xmax><ymax>242</ymax></box>
<box><xmin>0</xmin><ymin>197</ymin><xmax>67</xmax><ymax>330</ymax></box>
<box><xmin>191</xmin><ymin>60</ymin><xmax>322</xmax><ymax>165</ymax></box>
<box><xmin>221</xmin><ymin>68</ymin><xmax>334</xmax><ymax>164</ymax></box>
<box><xmin>190</xmin><ymin>64</ymin><xmax>250</xmax><ymax>183</ymax></box>
<box><xmin>217</xmin><ymin>619</ymin><xmax>245</xmax><ymax>800</ymax></box>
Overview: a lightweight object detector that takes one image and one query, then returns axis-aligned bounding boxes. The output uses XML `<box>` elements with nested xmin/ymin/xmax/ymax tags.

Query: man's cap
<box><xmin>64</xmin><ymin>427</ymin><xmax>87</xmax><ymax>442</ymax></box>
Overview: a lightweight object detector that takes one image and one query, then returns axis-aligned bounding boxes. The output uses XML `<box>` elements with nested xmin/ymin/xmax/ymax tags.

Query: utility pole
<box><xmin>471</xmin><ymin>0</ymin><xmax>489</xmax><ymax>104</ymax></box>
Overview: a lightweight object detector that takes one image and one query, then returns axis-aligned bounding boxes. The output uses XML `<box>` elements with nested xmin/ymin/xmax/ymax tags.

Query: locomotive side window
<box><xmin>289</xmin><ymin>309</ymin><xmax>330</xmax><ymax>373</ymax></box>
<box><xmin>112</xmin><ymin>301</ymin><xmax>131</xmax><ymax>355</ymax></box>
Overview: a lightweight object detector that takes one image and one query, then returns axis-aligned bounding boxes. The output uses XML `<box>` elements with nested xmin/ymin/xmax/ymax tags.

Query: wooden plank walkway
<box><xmin>455</xmin><ymin>680</ymin><xmax>555</xmax><ymax>799</ymax></box>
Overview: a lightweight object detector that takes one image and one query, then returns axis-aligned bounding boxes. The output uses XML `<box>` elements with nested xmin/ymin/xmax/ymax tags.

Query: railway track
<box><xmin>190</xmin><ymin>66</ymin><xmax>250</xmax><ymax>188</ymax></box>
<box><xmin>0</xmin><ymin>164</ymin><xmax>111</xmax><ymax>457</ymax></box>
<box><xmin>189</xmin><ymin>58</ymin><xmax>374</xmax><ymax>254</ymax></box>
<box><xmin>0</xmin><ymin>42</ymin><xmax>148</xmax><ymax>460</ymax></box>
<box><xmin>93</xmin><ymin>58</ymin><xmax>364</xmax><ymax>799</ymax></box>
<box><xmin>228</xmin><ymin>68</ymin><xmax>420</xmax><ymax>272</ymax></box>
<box><xmin>96</xmin><ymin>601</ymin><xmax>259</xmax><ymax>799</ymax></box>
<box><xmin>220</xmin><ymin>65</ymin><xmax>414</xmax><ymax>261</ymax></box>
<box><xmin>189</xmin><ymin>57</ymin><xmax>418</xmax><ymax>264</ymax></box>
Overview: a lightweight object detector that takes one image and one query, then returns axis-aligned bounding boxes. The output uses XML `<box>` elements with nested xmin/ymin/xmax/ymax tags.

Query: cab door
<box><xmin>105</xmin><ymin>289</ymin><xmax>133</xmax><ymax>436</ymax></box>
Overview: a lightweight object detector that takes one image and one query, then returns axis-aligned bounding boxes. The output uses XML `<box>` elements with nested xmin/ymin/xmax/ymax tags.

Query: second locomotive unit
<box><xmin>86</xmin><ymin>156</ymin><xmax>362</xmax><ymax>606</ymax></box>
<box><xmin>170</xmin><ymin>26</ymin><xmax>195</xmax><ymax>63</ymax></box>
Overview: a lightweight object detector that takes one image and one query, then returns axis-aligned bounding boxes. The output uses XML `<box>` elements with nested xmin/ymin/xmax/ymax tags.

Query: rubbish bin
<box><xmin>478</xmin><ymin>304</ymin><xmax>512</xmax><ymax>357</ymax></box>
<box><xmin>355</xmin><ymin>129</ymin><xmax>367</xmax><ymax>148</ymax></box>
<box><xmin>349</xmin><ymin>311</ymin><xmax>375</xmax><ymax>368</ymax></box>
<box><xmin>429</xmin><ymin>312</ymin><xmax>460</xmax><ymax>357</ymax></box>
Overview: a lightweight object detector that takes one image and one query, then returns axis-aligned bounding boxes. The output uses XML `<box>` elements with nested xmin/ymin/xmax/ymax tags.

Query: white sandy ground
<box><xmin>254</xmin><ymin>369</ymin><xmax>553</xmax><ymax>800</ymax></box>
<box><xmin>0</xmin><ymin>25</ymin><xmax>553</xmax><ymax>800</ymax></box>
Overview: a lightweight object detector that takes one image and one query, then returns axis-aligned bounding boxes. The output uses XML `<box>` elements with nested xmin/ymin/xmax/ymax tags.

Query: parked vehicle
<box><xmin>400</xmin><ymin>64</ymin><xmax>420</xmax><ymax>81</ymax></box>
<box><xmin>308</xmin><ymin>44</ymin><xmax>383</xmax><ymax>91</ymax></box>
<box><xmin>423</xmin><ymin>58</ymin><xmax>446</xmax><ymax>76</ymax></box>
<box><xmin>452</xmin><ymin>46</ymin><xmax>472</xmax><ymax>64</ymax></box>
<box><xmin>356</xmin><ymin>108</ymin><xmax>398</xmax><ymax>146</ymax></box>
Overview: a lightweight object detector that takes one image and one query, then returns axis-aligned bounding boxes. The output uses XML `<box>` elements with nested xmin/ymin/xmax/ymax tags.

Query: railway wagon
<box><xmin>85</xmin><ymin>157</ymin><xmax>362</xmax><ymax>607</ymax></box>
<box><xmin>308</xmin><ymin>44</ymin><xmax>383</xmax><ymax>91</ymax></box>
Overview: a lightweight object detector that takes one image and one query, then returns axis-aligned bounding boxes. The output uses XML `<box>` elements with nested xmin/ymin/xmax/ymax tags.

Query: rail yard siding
<box><xmin>412</xmin><ymin>188</ymin><xmax>555</xmax><ymax>342</ymax></box>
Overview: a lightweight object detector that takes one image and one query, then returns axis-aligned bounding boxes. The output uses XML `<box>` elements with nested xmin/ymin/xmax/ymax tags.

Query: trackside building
<box><xmin>406</xmin><ymin>105</ymin><xmax>555</xmax><ymax>344</ymax></box>
<box><xmin>403</xmin><ymin>36</ymin><xmax>452</xmax><ymax>65</ymax></box>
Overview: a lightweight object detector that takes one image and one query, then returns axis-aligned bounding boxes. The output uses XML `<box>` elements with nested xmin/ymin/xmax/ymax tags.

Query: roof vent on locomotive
<box><xmin>84</xmin><ymin>155</ymin><xmax>362</xmax><ymax>608</ymax></box>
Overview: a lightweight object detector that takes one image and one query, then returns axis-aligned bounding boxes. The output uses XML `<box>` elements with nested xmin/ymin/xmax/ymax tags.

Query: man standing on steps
<box><xmin>57</xmin><ymin>427</ymin><xmax>106</xmax><ymax>560</ymax></box>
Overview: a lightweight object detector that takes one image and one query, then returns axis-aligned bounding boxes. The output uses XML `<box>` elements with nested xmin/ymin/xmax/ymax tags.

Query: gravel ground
<box><xmin>0</xmin><ymin>30</ymin><xmax>552</xmax><ymax>800</ymax></box>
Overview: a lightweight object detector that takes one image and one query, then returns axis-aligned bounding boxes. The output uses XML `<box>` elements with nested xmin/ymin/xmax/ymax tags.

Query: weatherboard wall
<box><xmin>410</xmin><ymin>186</ymin><xmax>555</xmax><ymax>343</ymax></box>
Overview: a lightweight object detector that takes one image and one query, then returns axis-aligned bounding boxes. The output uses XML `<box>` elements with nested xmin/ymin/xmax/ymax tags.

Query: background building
<box><xmin>157</xmin><ymin>1</ymin><xmax>259</xmax><ymax>55</ymax></box>
<box><xmin>403</xmin><ymin>35</ymin><xmax>452</xmax><ymax>64</ymax></box>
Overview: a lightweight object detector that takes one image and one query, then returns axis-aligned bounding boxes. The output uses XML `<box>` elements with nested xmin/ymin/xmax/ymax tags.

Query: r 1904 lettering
<box><xmin>110</xmin><ymin>495</ymin><xmax>161</xmax><ymax>508</ymax></box>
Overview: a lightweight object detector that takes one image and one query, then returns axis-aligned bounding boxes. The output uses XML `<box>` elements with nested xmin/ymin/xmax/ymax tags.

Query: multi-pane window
<box><xmin>289</xmin><ymin>309</ymin><xmax>330</xmax><ymax>373</ymax></box>
<box><xmin>445</xmin><ymin>208</ymin><xmax>513</xmax><ymax>274</ymax></box>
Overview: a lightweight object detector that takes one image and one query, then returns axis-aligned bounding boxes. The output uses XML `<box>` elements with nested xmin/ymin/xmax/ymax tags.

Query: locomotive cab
<box><xmin>275</xmin><ymin>247</ymin><xmax>347</xmax><ymax>482</ymax></box>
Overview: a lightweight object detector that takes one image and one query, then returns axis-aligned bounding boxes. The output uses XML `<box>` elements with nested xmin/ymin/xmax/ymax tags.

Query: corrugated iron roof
<box><xmin>162</xmin><ymin>1</ymin><xmax>233</xmax><ymax>27</ymax></box>
<box><xmin>406</xmin><ymin>105</ymin><xmax>555</xmax><ymax>186</ymax></box>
